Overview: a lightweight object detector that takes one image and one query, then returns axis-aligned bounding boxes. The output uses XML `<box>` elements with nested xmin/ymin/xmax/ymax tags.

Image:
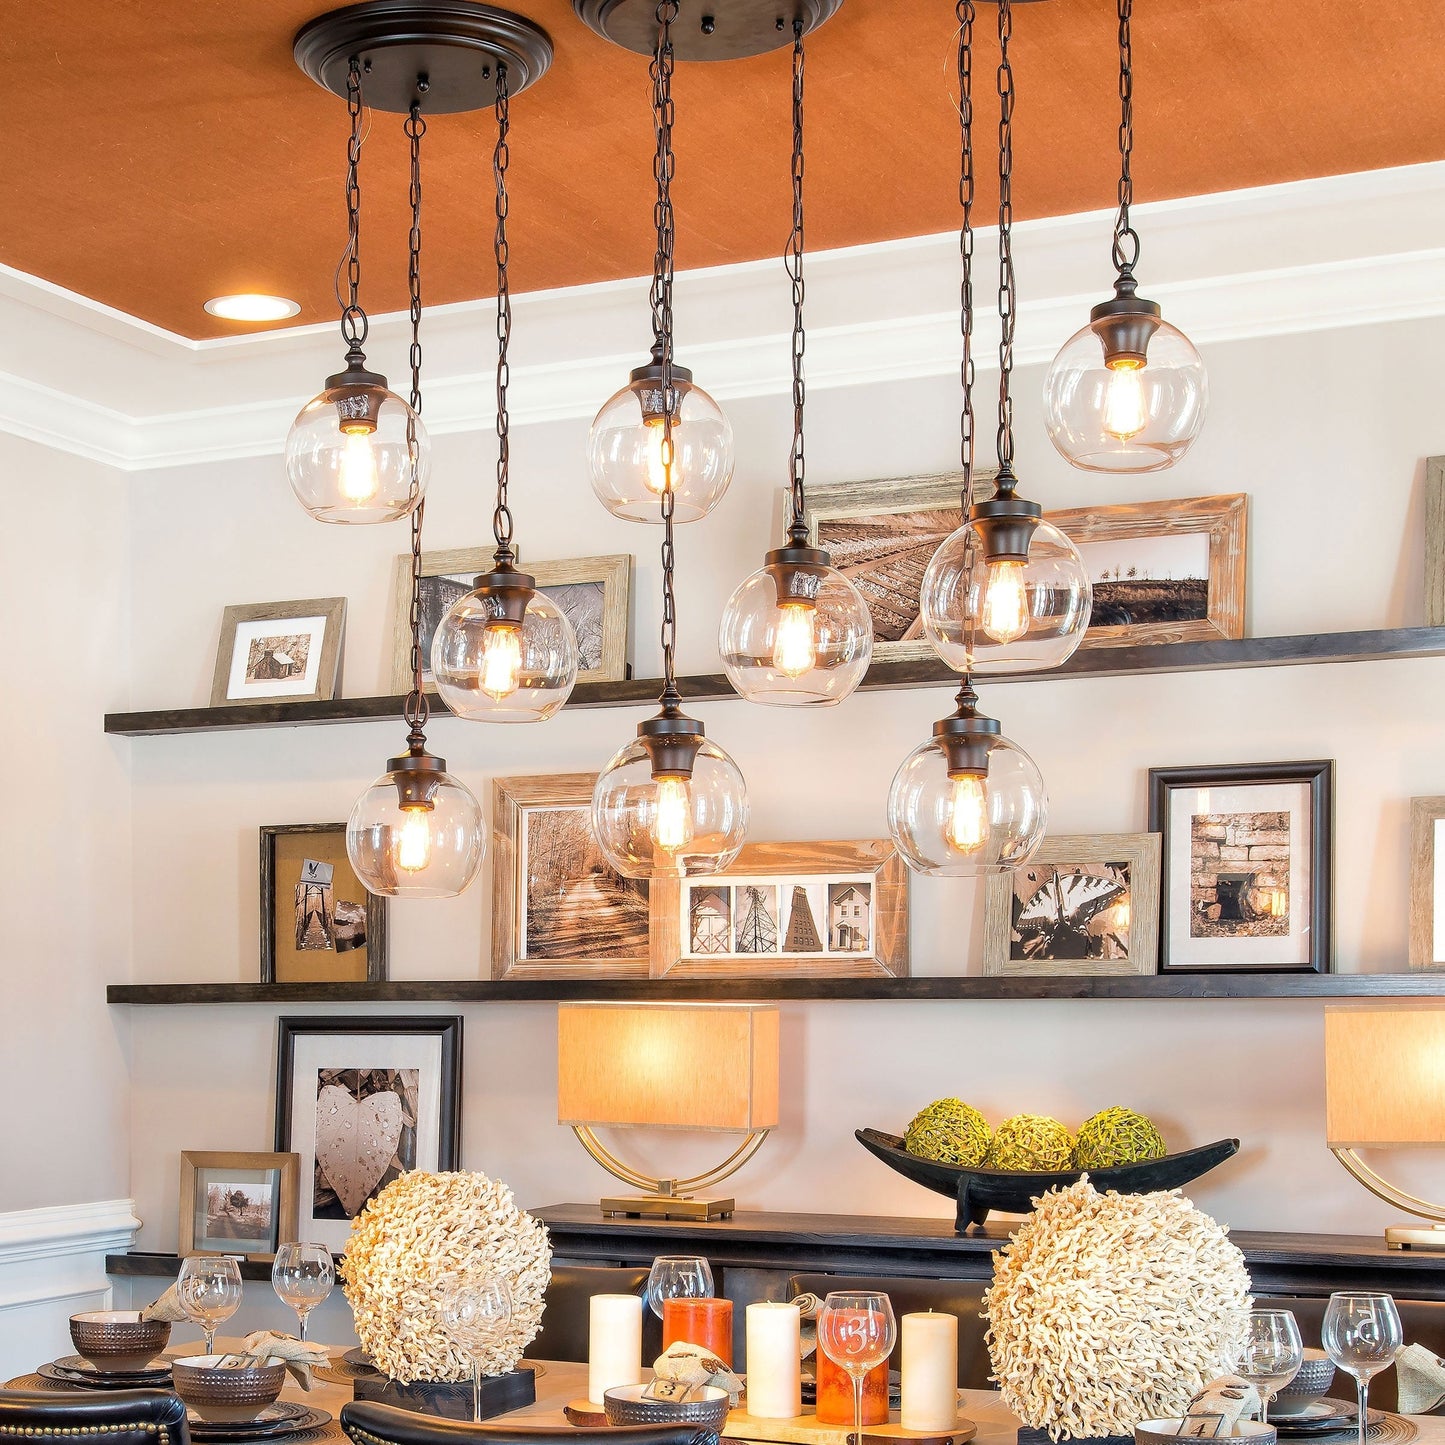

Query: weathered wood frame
<box><xmin>209</xmin><ymin>597</ymin><xmax>347</xmax><ymax>708</ymax></box>
<box><xmin>1409</xmin><ymin>795</ymin><xmax>1445</xmax><ymax>971</ymax></box>
<box><xmin>177</xmin><ymin>1149</ymin><xmax>300</xmax><ymax>1261</ymax></box>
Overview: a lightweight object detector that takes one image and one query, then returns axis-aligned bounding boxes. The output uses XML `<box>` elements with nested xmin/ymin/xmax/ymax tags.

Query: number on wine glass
<box><xmin>817</xmin><ymin>1292</ymin><xmax>897</xmax><ymax>1445</ymax></box>
<box><xmin>1322</xmin><ymin>1292</ymin><xmax>1403</xmax><ymax>1445</ymax></box>
<box><xmin>645</xmin><ymin>1256</ymin><xmax>714</xmax><ymax>1321</ymax></box>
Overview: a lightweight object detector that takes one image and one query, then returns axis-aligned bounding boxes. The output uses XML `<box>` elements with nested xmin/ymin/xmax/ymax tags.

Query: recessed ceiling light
<box><xmin>203</xmin><ymin>294</ymin><xmax>301</xmax><ymax>323</ymax></box>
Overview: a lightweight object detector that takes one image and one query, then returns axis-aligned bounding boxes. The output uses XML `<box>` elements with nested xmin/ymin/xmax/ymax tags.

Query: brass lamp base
<box><xmin>1386</xmin><ymin>1223</ymin><xmax>1445</xmax><ymax>1250</ymax></box>
<box><xmin>600</xmin><ymin>1193</ymin><xmax>736</xmax><ymax>1221</ymax></box>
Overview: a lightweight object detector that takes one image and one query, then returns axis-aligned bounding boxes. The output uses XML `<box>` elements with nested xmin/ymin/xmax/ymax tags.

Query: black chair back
<box><xmin>0</xmin><ymin>1389</ymin><xmax>189</xmax><ymax>1445</ymax></box>
<box><xmin>525</xmin><ymin>1265</ymin><xmax>661</xmax><ymax>1365</ymax></box>
<box><xmin>341</xmin><ymin>1400</ymin><xmax>715</xmax><ymax>1445</ymax></box>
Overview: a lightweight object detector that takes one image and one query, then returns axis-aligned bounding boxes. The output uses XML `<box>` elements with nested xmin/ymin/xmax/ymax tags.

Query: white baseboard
<box><xmin>0</xmin><ymin>1198</ymin><xmax>140</xmax><ymax>1380</ymax></box>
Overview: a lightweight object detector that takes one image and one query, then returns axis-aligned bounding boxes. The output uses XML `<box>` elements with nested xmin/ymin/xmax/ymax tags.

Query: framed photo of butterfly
<box><xmin>983</xmin><ymin>833</ymin><xmax>1162</xmax><ymax>977</ymax></box>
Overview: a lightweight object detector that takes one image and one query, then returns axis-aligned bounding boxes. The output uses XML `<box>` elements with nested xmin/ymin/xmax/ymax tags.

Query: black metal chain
<box><xmin>403</xmin><ymin>101</ymin><xmax>429</xmax><ymax>740</ymax></box>
<box><xmin>339</xmin><ymin>59</ymin><xmax>368</xmax><ymax>350</ymax></box>
<box><xmin>652</xmin><ymin>0</ymin><xmax>681</xmax><ymax>704</ymax></box>
<box><xmin>957</xmin><ymin>0</ymin><xmax>975</xmax><ymax>507</ymax></box>
<box><xmin>1112</xmin><ymin>0</ymin><xmax>1140</xmax><ymax>275</ymax></box>
<box><xmin>784</xmin><ymin>21</ymin><xmax>808</xmax><ymax>544</ymax></box>
<box><xmin>492</xmin><ymin>64</ymin><xmax>515</xmax><ymax>561</ymax></box>
<box><xmin>995</xmin><ymin>0</ymin><xmax>1016</xmax><ymax>479</ymax></box>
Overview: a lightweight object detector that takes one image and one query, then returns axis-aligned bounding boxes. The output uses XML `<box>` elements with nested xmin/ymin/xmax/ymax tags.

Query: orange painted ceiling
<box><xmin>2</xmin><ymin>0</ymin><xmax>1443</xmax><ymax>340</ymax></box>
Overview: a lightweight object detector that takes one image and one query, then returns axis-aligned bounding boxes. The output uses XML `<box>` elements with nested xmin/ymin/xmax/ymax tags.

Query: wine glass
<box><xmin>1237</xmin><ymin>1309</ymin><xmax>1304</xmax><ymax>1425</ymax></box>
<box><xmin>177</xmin><ymin>1254</ymin><xmax>243</xmax><ymax>1356</ymax></box>
<box><xmin>435</xmin><ymin>1272</ymin><xmax>513</xmax><ymax>1423</ymax></box>
<box><xmin>1322</xmin><ymin>1292</ymin><xmax>1403</xmax><ymax>1445</ymax></box>
<box><xmin>645</xmin><ymin>1256</ymin><xmax>714</xmax><ymax>1320</ymax></box>
<box><xmin>817</xmin><ymin>1292</ymin><xmax>897</xmax><ymax>1445</ymax></box>
<box><xmin>271</xmin><ymin>1243</ymin><xmax>335</xmax><ymax>1342</ymax></box>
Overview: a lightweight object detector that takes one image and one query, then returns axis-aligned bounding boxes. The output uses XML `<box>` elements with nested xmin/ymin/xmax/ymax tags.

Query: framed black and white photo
<box><xmin>210</xmin><ymin>598</ymin><xmax>346</xmax><ymax>707</ymax></box>
<box><xmin>275</xmin><ymin>1016</ymin><xmax>461</xmax><ymax>1252</ymax></box>
<box><xmin>983</xmin><ymin>833</ymin><xmax>1161</xmax><ymax>977</ymax></box>
<box><xmin>392</xmin><ymin>548</ymin><xmax>631</xmax><ymax>692</ymax></box>
<box><xmin>178</xmin><ymin>1150</ymin><xmax>299</xmax><ymax>1260</ymax></box>
<box><xmin>1148</xmin><ymin>761</ymin><xmax>1333</xmax><ymax>973</ymax></box>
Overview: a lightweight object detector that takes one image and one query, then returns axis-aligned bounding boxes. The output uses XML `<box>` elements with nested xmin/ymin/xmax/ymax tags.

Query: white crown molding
<box><xmin>1</xmin><ymin>163</ymin><xmax>1443</xmax><ymax>472</ymax></box>
<box><xmin>0</xmin><ymin>1198</ymin><xmax>141</xmax><ymax>1267</ymax></box>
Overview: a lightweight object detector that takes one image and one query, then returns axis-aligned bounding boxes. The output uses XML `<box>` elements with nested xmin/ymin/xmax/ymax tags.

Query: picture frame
<box><xmin>982</xmin><ymin>832</ymin><xmax>1161</xmax><ymax>977</ymax></box>
<box><xmin>210</xmin><ymin>598</ymin><xmax>346</xmax><ymax>707</ymax></box>
<box><xmin>275</xmin><ymin>1016</ymin><xmax>462</xmax><ymax>1253</ymax></box>
<box><xmin>1408</xmin><ymin>796</ymin><xmax>1445</xmax><ymax>970</ymax></box>
<box><xmin>1147</xmin><ymin>761</ymin><xmax>1333</xmax><ymax>974</ymax></box>
<box><xmin>260</xmin><ymin>823</ymin><xmax>387</xmax><ymax>985</ymax></box>
<box><xmin>177</xmin><ymin>1150</ymin><xmax>299</xmax><ymax>1261</ymax></box>
<box><xmin>391</xmin><ymin>548</ymin><xmax>631</xmax><ymax>693</ymax></box>
<box><xmin>1425</xmin><ymin>456</ymin><xmax>1445</xmax><ymax>628</ymax></box>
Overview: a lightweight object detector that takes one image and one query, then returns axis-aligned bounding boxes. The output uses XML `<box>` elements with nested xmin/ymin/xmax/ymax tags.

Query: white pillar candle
<box><xmin>746</xmin><ymin>1301</ymin><xmax>802</xmax><ymax>1419</ymax></box>
<box><xmin>588</xmin><ymin>1293</ymin><xmax>643</xmax><ymax>1406</ymax></box>
<box><xmin>901</xmin><ymin>1310</ymin><xmax>959</xmax><ymax>1432</ymax></box>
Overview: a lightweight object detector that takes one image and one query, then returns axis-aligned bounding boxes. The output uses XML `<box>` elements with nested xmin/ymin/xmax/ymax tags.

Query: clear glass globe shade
<box><xmin>887</xmin><ymin>733</ymin><xmax>1047</xmax><ymax>877</ymax></box>
<box><xmin>346</xmin><ymin>767</ymin><xmax>485</xmax><ymax>898</ymax></box>
<box><xmin>719</xmin><ymin>566</ymin><xmax>874</xmax><ymax>706</ymax></box>
<box><xmin>590</xmin><ymin>737</ymin><xmax>749</xmax><ymax>879</ymax></box>
<box><xmin>1044</xmin><ymin>317</ymin><xmax>1207</xmax><ymax>472</ymax></box>
<box><xmin>588</xmin><ymin>377</ymin><xmax>734</xmax><ymax>523</ymax></box>
<box><xmin>920</xmin><ymin>519</ymin><xmax>1092</xmax><ymax>674</ymax></box>
<box><xmin>286</xmin><ymin>382</ymin><xmax>430</xmax><ymax>523</ymax></box>
<box><xmin>431</xmin><ymin>589</ymin><xmax>579</xmax><ymax>723</ymax></box>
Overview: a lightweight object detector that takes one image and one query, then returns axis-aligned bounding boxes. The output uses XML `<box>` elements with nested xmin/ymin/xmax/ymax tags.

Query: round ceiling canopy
<box><xmin>572</xmin><ymin>0</ymin><xmax>844</xmax><ymax>62</ymax></box>
<box><xmin>294</xmin><ymin>1</ymin><xmax>552</xmax><ymax>114</ymax></box>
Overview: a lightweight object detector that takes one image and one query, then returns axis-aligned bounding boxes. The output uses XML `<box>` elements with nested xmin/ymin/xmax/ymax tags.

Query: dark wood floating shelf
<box><xmin>106</xmin><ymin>972</ymin><xmax>1445</xmax><ymax>1005</ymax></box>
<box><xmin>103</xmin><ymin>627</ymin><xmax>1445</xmax><ymax>737</ymax></box>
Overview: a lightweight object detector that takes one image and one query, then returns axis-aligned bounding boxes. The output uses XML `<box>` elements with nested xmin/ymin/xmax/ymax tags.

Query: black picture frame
<box><xmin>1147</xmin><ymin>760</ymin><xmax>1333</xmax><ymax>974</ymax></box>
<box><xmin>260</xmin><ymin>823</ymin><xmax>387</xmax><ymax>984</ymax></box>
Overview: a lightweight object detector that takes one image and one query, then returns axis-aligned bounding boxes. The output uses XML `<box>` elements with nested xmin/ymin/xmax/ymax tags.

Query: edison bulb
<box><xmin>980</xmin><ymin>560</ymin><xmax>1029</xmax><ymax>644</ymax></box>
<box><xmin>771</xmin><ymin>603</ymin><xmax>819</xmax><ymax>678</ymax></box>
<box><xmin>652</xmin><ymin>776</ymin><xmax>695</xmax><ymax>853</ymax></box>
<box><xmin>339</xmin><ymin>429</ymin><xmax>380</xmax><ymax>503</ymax></box>
<box><xmin>478</xmin><ymin>626</ymin><xmax>523</xmax><ymax>701</ymax></box>
<box><xmin>644</xmin><ymin>419</ymin><xmax>672</xmax><ymax>496</ymax></box>
<box><xmin>395</xmin><ymin>808</ymin><xmax>433</xmax><ymax>872</ymax></box>
<box><xmin>945</xmin><ymin>774</ymin><xmax>989</xmax><ymax>853</ymax></box>
<box><xmin>347</xmin><ymin>763</ymin><xmax>486</xmax><ymax>898</ymax></box>
<box><xmin>1103</xmin><ymin>362</ymin><xmax>1147</xmax><ymax>440</ymax></box>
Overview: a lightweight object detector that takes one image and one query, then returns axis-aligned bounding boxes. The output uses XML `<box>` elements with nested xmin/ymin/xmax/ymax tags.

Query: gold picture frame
<box><xmin>1409</xmin><ymin>796</ymin><xmax>1445</xmax><ymax>971</ymax></box>
<box><xmin>391</xmin><ymin>548</ymin><xmax>631</xmax><ymax>693</ymax></box>
<box><xmin>209</xmin><ymin>598</ymin><xmax>346</xmax><ymax>708</ymax></box>
<box><xmin>178</xmin><ymin>1150</ymin><xmax>300</xmax><ymax>1261</ymax></box>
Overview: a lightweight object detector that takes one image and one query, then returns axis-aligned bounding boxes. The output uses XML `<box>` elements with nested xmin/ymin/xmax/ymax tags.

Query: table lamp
<box><xmin>1325</xmin><ymin>1006</ymin><xmax>1445</xmax><ymax>1248</ymax></box>
<box><xmin>557</xmin><ymin>1003</ymin><xmax>780</xmax><ymax>1221</ymax></box>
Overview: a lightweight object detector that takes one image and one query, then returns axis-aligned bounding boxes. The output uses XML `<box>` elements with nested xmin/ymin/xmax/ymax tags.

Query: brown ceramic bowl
<box><xmin>604</xmin><ymin>1384</ymin><xmax>731</xmax><ymax>1432</ymax></box>
<box><xmin>172</xmin><ymin>1356</ymin><xmax>286</xmax><ymax>1423</ymax></box>
<box><xmin>68</xmin><ymin>1312</ymin><xmax>172</xmax><ymax>1374</ymax></box>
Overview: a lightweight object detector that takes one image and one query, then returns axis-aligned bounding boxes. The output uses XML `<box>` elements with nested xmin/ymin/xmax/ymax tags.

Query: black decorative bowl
<box><xmin>856</xmin><ymin>1128</ymin><xmax>1240</xmax><ymax>1231</ymax></box>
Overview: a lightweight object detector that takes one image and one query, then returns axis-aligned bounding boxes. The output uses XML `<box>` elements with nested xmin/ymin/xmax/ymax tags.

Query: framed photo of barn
<box><xmin>210</xmin><ymin>597</ymin><xmax>346</xmax><ymax>707</ymax></box>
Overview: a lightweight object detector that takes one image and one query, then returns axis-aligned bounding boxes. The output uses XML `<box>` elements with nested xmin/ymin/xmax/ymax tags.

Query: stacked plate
<box><xmin>183</xmin><ymin>1401</ymin><xmax>332</xmax><ymax>1443</ymax></box>
<box><xmin>1273</xmin><ymin>1401</ymin><xmax>1385</xmax><ymax>1439</ymax></box>
<box><xmin>38</xmin><ymin>1355</ymin><xmax>172</xmax><ymax>1390</ymax></box>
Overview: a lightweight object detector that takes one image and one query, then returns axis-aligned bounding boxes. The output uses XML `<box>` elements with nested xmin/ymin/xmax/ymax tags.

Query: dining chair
<box><xmin>0</xmin><ymin>1389</ymin><xmax>189</xmax><ymax>1445</ymax></box>
<box><xmin>341</xmin><ymin>1400</ymin><xmax>717</xmax><ymax>1445</ymax></box>
<box><xmin>524</xmin><ymin>1265</ymin><xmax>661</xmax><ymax>1364</ymax></box>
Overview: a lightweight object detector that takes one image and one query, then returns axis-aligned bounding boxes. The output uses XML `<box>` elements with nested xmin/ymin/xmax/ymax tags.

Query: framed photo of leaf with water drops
<box><xmin>275</xmin><ymin>1016</ymin><xmax>461</xmax><ymax>1253</ymax></box>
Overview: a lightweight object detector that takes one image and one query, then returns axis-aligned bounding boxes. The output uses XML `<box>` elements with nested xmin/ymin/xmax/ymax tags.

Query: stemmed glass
<box><xmin>646</xmin><ymin>1256</ymin><xmax>714</xmax><ymax>1320</ymax></box>
<box><xmin>1237</xmin><ymin>1309</ymin><xmax>1304</xmax><ymax>1425</ymax></box>
<box><xmin>1322</xmin><ymin>1292</ymin><xmax>1403</xmax><ymax>1445</ymax></box>
<box><xmin>435</xmin><ymin>1272</ymin><xmax>513</xmax><ymax>1424</ymax></box>
<box><xmin>817</xmin><ymin>1292</ymin><xmax>897</xmax><ymax>1445</ymax></box>
<box><xmin>177</xmin><ymin>1254</ymin><xmax>243</xmax><ymax>1356</ymax></box>
<box><xmin>271</xmin><ymin>1242</ymin><xmax>335</xmax><ymax>1342</ymax></box>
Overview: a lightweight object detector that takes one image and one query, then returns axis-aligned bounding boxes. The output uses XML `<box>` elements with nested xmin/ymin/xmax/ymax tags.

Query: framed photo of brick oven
<box><xmin>1148</xmin><ymin>761</ymin><xmax>1333</xmax><ymax>973</ymax></box>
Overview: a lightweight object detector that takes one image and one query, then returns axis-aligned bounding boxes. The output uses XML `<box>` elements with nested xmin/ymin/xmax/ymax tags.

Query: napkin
<box><xmin>642</xmin><ymin>1340</ymin><xmax>745</xmax><ymax>1407</ymax></box>
<box><xmin>141</xmin><ymin>1285</ymin><xmax>188</xmax><ymax>1324</ymax></box>
<box><xmin>1176</xmin><ymin>1375</ymin><xmax>1262</xmax><ymax>1437</ymax></box>
<box><xmin>239</xmin><ymin>1332</ymin><xmax>331</xmax><ymax>1391</ymax></box>
<box><xmin>790</xmin><ymin>1293</ymin><xmax>823</xmax><ymax>1362</ymax></box>
<box><xmin>1396</xmin><ymin>1343</ymin><xmax>1445</xmax><ymax>1414</ymax></box>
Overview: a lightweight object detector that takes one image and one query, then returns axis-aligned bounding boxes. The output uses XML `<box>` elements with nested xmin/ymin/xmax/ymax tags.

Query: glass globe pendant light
<box><xmin>346</xmin><ymin>104</ymin><xmax>484</xmax><ymax>898</ymax></box>
<box><xmin>920</xmin><ymin>0</ymin><xmax>1091</xmax><ymax>678</ymax></box>
<box><xmin>286</xmin><ymin>58</ymin><xmax>430</xmax><ymax>524</ymax></box>
<box><xmin>587</xmin><ymin>1</ymin><xmax>735</xmax><ymax>525</ymax></box>
<box><xmin>720</xmin><ymin>23</ymin><xmax>872</xmax><ymax>707</ymax></box>
<box><xmin>1043</xmin><ymin>0</ymin><xmax>1207</xmax><ymax>472</ymax></box>
<box><xmin>431</xmin><ymin>64</ymin><xmax>579</xmax><ymax>723</ymax></box>
<box><xmin>889</xmin><ymin>0</ymin><xmax>1046</xmax><ymax>878</ymax></box>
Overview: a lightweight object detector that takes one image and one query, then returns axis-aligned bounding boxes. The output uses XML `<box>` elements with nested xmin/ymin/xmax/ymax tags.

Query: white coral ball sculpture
<box><xmin>340</xmin><ymin>1170</ymin><xmax>552</xmax><ymax>1384</ymax></box>
<box><xmin>984</xmin><ymin>1178</ymin><xmax>1251</xmax><ymax>1442</ymax></box>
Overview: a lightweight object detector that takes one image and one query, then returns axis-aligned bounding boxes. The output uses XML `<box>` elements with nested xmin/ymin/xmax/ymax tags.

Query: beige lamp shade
<box><xmin>558</xmin><ymin>1003</ymin><xmax>780</xmax><ymax>1132</ymax></box>
<box><xmin>1325</xmin><ymin>1007</ymin><xmax>1445</xmax><ymax>1148</ymax></box>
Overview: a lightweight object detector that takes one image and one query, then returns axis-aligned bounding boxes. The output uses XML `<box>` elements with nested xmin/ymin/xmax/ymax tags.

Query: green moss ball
<box><xmin>985</xmin><ymin>1113</ymin><xmax>1075</xmax><ymax>1171</ymax></box>
<box><xmin>1072</xmin><ymin>1106</ymin><xmax>1167</xmax><ymax>1169</ymax></box>
<box><xmin>903</xmin><ymin>1098</ymin><xmax>992</xmax><ymax>1167</ymax></box>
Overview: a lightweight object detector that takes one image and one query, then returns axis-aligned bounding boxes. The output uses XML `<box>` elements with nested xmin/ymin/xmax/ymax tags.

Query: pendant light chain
<box><xmin>492</xmin><ymin>64</ymin><xmax>515</xmax><ymax>562</ymax></box>
<box><xmin>1112</xmin><ymin>0</ymin><xmax>1140</xmax><ymax>276</ymax></box>
<box><xmin>403</xmin><ymin>100</ymin><xmax>429</xmax><ymax>741</ymax></box>
<box><xmin>957</xmin><ymin>0</ymin><xmax>975</xmax><ymax>504</ymax></box>
<box><xmin>340</xmin><ymin>59</ymin><xmax>368</xmax><ymax>351</ymax></box>
<box><xmin>784</xmin><ymin>22</ymin><xmax>808</xmax><ymax>546</ymax></box>
<box><xmin>995</xmin><ymin>0</ymin><xmax>1016</xmax><ymax>484</ymax></box>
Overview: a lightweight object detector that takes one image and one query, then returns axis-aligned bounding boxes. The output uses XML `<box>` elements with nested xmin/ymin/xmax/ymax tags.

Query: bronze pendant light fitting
<box><xmin>574</xmin><ymin>0</ymin><xmax>843</xmax><ymax>62</ymax></box>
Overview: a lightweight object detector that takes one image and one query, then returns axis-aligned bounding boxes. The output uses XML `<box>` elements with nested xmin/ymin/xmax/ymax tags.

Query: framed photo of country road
<box><xmin>490</xmin><ymin>773</ymin><xmax>652</xmax><ymax>979</ymax></box>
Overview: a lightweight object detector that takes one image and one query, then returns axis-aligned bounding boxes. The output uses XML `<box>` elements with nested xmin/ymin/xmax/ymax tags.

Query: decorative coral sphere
<box><xmin>986</xmin><ymin>1114</ymin><xmax>1075</xmax><ymax>1171</ymax></box>
<box><xmin>1073</xmin><ymin>1107</ymin><xmax>1168</xmax><ymax>1170</ymax></box>
<box><xmin>903</xmin><ymin>1098</ymin><xmax>992</xmax><ymax>1167</ymax></box>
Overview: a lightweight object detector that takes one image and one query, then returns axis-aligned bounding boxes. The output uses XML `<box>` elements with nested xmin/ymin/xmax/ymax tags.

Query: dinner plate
<box><xmin>185</xmin><ymin>1403</ymin><xmax>332</xmax><ymax>1441</ymax></box>
<box><xmin>1273</xmin><ymin>1401</ymin><xmax>1383</xmax><ymax>1436</ymax></box>
<box><xmin>37</xmin><ymin>1360</ymin><xmax>171</xmax><ymax>1391</ymax></box>
<box><xmin>53</xmin><ymin>1354</ymin><xmax>170</xmax><ymax>1380</ymax></box>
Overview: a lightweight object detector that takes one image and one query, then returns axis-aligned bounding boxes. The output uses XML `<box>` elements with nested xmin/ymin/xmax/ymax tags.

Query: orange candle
<box><xmin>815</xmin><ymin>1349</ymin><xmax>889</xmax><ymax>1427</ymax></box>
<box><xmin>662</xmin><ymin>1296</ymin><xmax>734</xmax><ymax>1365</ymax></box>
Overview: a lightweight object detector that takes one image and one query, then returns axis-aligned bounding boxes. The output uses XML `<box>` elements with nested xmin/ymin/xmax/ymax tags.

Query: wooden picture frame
<box><xmin>260</xmin><ymin>823</ymin><xmax>387</xmax><ymax>985</ymax></box>
<box><xmin>275</xmin><ymin>1016</ymin><xmax>462</xmax><ymax>1253</ymax></box>
<box><xmin>392</xmin><ymin>548</ymin><xmax>631</xmax><ymax>693</ymax></box>
<box><xmin>178</xmin><ymin>1149</ymin><xmax>299</xmax><ymax>1261</ymax></box>
<box><xmin>1425</xmin><ymin>457</ymin><xmax>1445</xmax><ymax>628</ymax></box>
<box><xmin>210</xmin><ymin>598</ymin><xmax>346</xmax><ymax>707</ymax></box>
<box><xmin>1148</xmin><ymin>761</ymin><xmax>1333</xmax><ymax>974</ymax></box>
<box><xmin>1409</xmin><ymin>796</ymin><xmax>1445</xmax><ymax>970</ymax></box>
<box><xmin>983</xmin><ymin>833</ymin><xmax>1161</xmax><ymax>977</ymax></box>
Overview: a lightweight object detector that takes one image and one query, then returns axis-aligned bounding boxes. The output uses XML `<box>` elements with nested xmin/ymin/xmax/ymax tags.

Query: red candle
<box><xmin>662</xmin><ymin>1296</ymin><xmax>734</xmax><ymax>1366</ymax></box>
<box><xmin>815</xmin><ymin>1349</ymin><xmax>889</xmax><ymax>1427</ymax></box>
